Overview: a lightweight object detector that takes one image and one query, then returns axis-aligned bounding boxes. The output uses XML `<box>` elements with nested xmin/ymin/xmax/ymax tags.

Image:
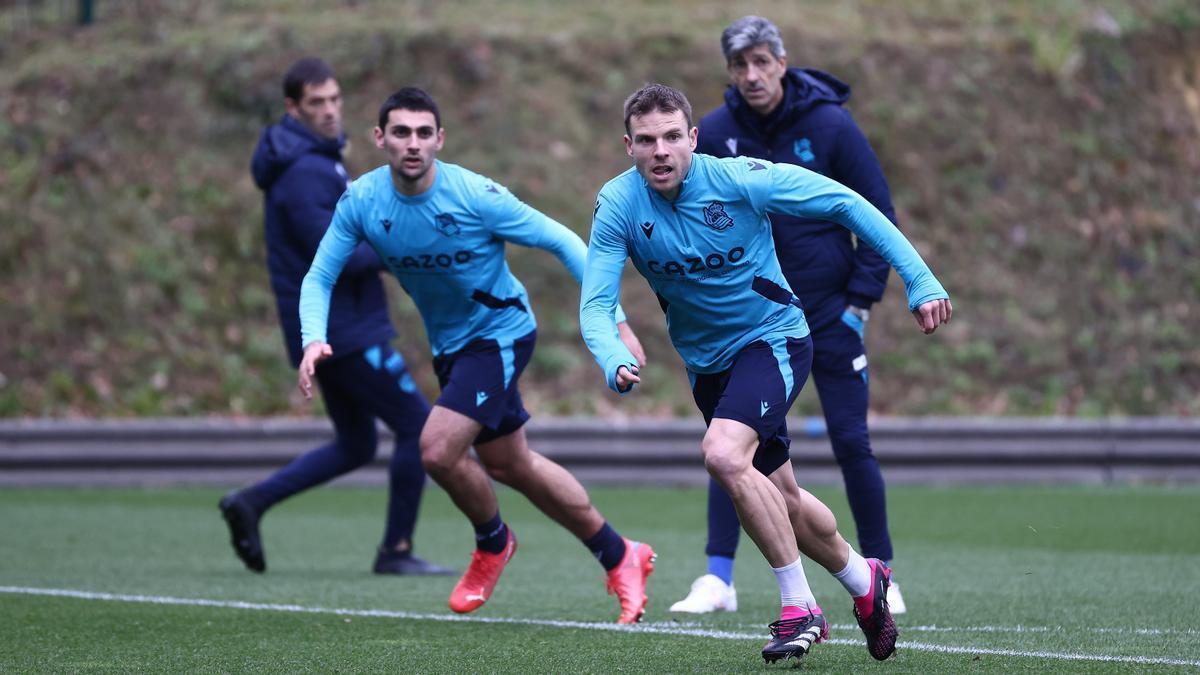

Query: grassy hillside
<box><xmin>2</xmin><ymin>0</ymin><xmax>1198</xmax><ymax>417</ymax></box>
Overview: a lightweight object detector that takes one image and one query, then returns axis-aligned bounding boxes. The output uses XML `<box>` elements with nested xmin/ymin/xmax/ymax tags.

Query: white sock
<box><xmin>833</xmin><ymin>545</ymin><xmax>872</xmax><ymax>598</ymax></box>
<box><xmin>771</xmin><ymin>557</ymin><xmax>817</xmax><ymax>611</ymax></box>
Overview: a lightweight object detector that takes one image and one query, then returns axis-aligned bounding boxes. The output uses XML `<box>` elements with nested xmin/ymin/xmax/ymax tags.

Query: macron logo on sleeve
<box><xmin>760</xmin><ymin>401</ymin><xmax>770</xmax><ymax>417</ymax></box>
<box><xmin>475</xmin><ymin>391</ymin><xmax>489</xmax><ymax>407</ymax></box>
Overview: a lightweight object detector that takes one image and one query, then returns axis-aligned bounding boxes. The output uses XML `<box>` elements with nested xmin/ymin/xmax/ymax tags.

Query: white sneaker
<box><xmin>669</xmin><ymin>574</ymin><xmax>737</xmax><ymax>613</ymax></box>
<box><xmin>886</xmin><ymin>581</ymin><xmax>907</xmax><ymax>615</ymax></box>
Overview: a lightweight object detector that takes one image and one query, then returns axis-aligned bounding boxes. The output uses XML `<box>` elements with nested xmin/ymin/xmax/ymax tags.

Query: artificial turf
<box><xmin>1</xmin><ymin>484</ymin><xmax>1197</xmax><ymax>672</ymax></box>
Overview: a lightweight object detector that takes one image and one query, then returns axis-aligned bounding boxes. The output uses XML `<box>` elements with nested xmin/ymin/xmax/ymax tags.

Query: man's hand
<box><xmin>297</xmin><ymin>341</ymin><xmax>333</xmax><ymax>400</ymax></box>
<box><xmin>615</xmin><ymin>364</ymin><xmax>641</xmax><ymax>393</ymax></box>
<box><xmin>617</xmin><ymin>320</ymin><xmax>647</xmax><ymax>368</ymax></box>
<box><xmin>912</xmin><ymin>298</ymin><xmax>953</xmax><ymax>334</ymax></box>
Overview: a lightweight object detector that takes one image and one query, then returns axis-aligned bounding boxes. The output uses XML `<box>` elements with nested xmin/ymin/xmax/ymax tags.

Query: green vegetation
<box><xmin>1</xmin><ymin>485</ymin><xmax>1198</xmax><ymax>671</ymax></box>
<box><xmin>2</xmin><ymin>1</ymin><xmax>1198</xmax><ymax>416</ymax></box>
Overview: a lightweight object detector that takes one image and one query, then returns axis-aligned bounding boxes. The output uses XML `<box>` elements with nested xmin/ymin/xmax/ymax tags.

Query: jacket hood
<box><xmin>251</xmin><ymin>114</ymin><xmax>345</xmax><ymax>190</ymax></box>
<box><xmin>724</xmin><ymin>67</ymin><xmax>851</xmax><ymax>130</ymax></box>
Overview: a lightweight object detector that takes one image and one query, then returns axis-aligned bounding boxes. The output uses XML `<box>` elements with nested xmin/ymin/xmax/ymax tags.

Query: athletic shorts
<box><xmin>432</xmin><ymin>330</ymin><xmax>536</xmax><ymax>444</ymax></box>
<box><xmin>690</xmin><ymin>334</ymin><xmax>813</xmax><ymax>476</ymax></box>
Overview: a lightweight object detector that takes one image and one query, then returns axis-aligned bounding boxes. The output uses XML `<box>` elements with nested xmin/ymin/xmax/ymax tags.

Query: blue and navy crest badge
<box><xmin>794</xmin><ymin>138</ymin><xmax>815</xmax><ymax>163</ymax></box>
<box><xmin>434</xmin><ymin>213</ymin><xmax>460</xmax><ymax>237</ymax></box>
<box><xmin>702</xmin><ymin>201</ymin><xmax>735</xmax><ymax>231</ymax></box>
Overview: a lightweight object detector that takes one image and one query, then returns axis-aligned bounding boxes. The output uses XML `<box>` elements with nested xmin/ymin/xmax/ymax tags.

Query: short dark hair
<box><xmin>377</xmin><ymin>87</ymin><xmax>442</xmax><ymax>131</ymax></box>
<box><xmin>622</xmin><ymin>83</ymin><xmax>693</xmax><ymax>135</ymax></box>
<box><xmin>282</xmin><ymin>57</ymin><xmax>336</xmax><ymax>102</ymax></box>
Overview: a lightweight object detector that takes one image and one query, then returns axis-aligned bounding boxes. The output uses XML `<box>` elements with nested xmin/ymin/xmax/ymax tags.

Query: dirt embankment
<box><xmin>1</xmin><ymin>11</ymin><xmax>1197</xmax><ymax>416</ymax></box>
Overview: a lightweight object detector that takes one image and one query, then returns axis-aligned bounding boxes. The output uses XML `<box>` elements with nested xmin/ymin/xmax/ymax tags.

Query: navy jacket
<box><xmin>697</xmin><ymin>68</ymin><xmax>896</xmax><ymax>332</ymax></box>
<box><xmin>251</xmin><ymin>114</ymin><xmax>394</xmax><ymax>367</ymax></box>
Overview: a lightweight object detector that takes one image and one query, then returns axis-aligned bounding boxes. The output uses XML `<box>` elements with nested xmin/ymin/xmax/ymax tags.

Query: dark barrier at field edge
<box><xmin>1</xmin><ymin>417</ymin><xmax>1197</xmax><ymax>487</ymax></box>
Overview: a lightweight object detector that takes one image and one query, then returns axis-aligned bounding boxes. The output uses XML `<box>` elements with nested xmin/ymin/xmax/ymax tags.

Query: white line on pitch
<box><xmin>2</xmin><ymin>586</ymin><xmax>1197</xmax><ymax>668</ymax></box>
<box><xmin>667</xmin><ymin>619</ymin><xmax>1200</xmax><ymax>638</ymax></box>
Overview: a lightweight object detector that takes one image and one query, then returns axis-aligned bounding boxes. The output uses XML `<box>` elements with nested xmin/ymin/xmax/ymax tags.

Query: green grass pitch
<box><xmin>1</xmin><ymin>484</ymin><xmax>1197</xmax><ymax>672</ymax></box>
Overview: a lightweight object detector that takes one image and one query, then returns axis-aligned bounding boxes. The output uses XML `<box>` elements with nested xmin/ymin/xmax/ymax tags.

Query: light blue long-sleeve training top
<box><xmin>301</xmin><ymin>160</ymin><xmax>622</xmax><ymax>357</ymax></box>
<box><xmin>580</xmin><ymin>153</ymin><xmax>947</xmax><ymax>393</ymax></box>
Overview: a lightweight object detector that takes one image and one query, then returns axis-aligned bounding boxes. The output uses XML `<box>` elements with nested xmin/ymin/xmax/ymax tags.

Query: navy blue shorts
<box><xmin>690</xmin><ymin>334</ymin><xmax>813</xmax><ymax>476</ymax></box>
<box><xmin>432</xmin><ymin>330</ymin><xmax>536</xmax><ymax>444</ymax></box>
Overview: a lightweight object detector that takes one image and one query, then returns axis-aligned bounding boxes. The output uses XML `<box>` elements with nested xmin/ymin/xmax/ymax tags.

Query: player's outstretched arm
<box><xmin>480</xmin><ymin>184</ymin><xmax>635</xmax><ymax>325</ymax></box>
<box><xmin>297</xmin><ymin>189</ymin><xmax>364</xmax><ymax>372</ymax></box>
<box><xmin>753</xmin><ymin>162</ymin><xmax>951</xmax><ymax>327</ymax></box>
<box><xmin>580</xmin><ymin>199</ymin><xmax>640</xmax><ymax>393</ymax></box>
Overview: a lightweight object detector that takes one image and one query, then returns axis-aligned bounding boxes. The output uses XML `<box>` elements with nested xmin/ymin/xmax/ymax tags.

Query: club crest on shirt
<box><xmin>434</xmin><ymin>213</ymin><xmax>460</xmax><ymax>237</ymax></box>
<box><xmin>702</xmin><ymin>201</ymin><xmax>735</xmax><ymax>231</ymax></box>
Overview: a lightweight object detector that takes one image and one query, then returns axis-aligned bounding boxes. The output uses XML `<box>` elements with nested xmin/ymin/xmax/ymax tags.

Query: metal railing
<box><xmin>2</xmin><ymin>417</ymin><xmax>1197</xmax><ymax>487</ymax></box>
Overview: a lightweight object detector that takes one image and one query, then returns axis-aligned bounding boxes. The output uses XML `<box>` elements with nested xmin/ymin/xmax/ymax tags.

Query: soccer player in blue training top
<box><xmin>671</xmin><ymin>15</ymin><xmax>909</xmax><ymax>616</ymax></box>
<box><xmin>297</xmin><ymin>87</ymin><xmax>656</xmax><ymax>623</ymax></box>
<box><xmin>222</xmin><ymin>57</ymin><xmax>452</xmax><ymax>577</ymax></box>
<box><xmin>581</xmin><ymin>83</ymin><xmax>951</xmax><ymax>663</ymax></box>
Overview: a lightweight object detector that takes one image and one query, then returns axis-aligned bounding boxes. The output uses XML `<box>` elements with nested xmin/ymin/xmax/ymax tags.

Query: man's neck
<box><xmin>655</xmin><ymin>186</ymin><xmax>680</xmax><ymax>201</ymax></box>
<box><xmin>755</xmin><ymin>101</ymin><xmax>782</xmax><ymax>117</ymax></box>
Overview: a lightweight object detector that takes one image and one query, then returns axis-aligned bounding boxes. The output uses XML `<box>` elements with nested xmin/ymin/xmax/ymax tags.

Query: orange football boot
<box><xmin>449</xmin><ymin>528</ymin><xmax>517</xmax><ymax>614</ymax></box>
<box><xmin>606</xmin><ymin>539</ymin><xmax>656</xmax><ymax>623</ymax></box>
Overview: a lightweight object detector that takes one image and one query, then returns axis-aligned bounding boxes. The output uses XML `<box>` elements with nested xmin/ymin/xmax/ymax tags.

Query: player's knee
<box><xmin>419</xmin><ymin>436</ymin><xmax>457</xmax><ymax>477</ymax></box>
<box><xmin>702</xmin><ymin>443</ymin><xmax>748</xmax><ymax>485</ymax></box>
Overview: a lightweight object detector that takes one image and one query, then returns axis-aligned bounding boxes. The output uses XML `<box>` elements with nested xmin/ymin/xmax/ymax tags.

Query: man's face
<box><xmin>727</xmin><ymin>44</ymin><xmax>787</xmax><ymax>116</ymax></box>
<box><xmin>373</xmin><ymin>108</ymin><xmax>444</xmax><ymax>186</ymax></box>
<box><xmin>286</xmin><ymin>78</ymin><xmax>342</xmax><ymax>140</ymax></box>
<box><xmin>624</xmin><ymin>108</ymin><xmax>697</xmax><ymax>201</ymax></box>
